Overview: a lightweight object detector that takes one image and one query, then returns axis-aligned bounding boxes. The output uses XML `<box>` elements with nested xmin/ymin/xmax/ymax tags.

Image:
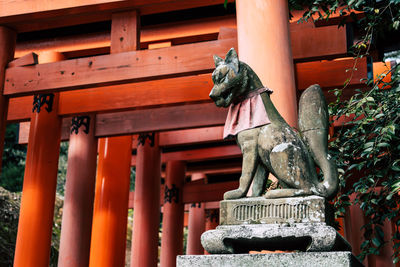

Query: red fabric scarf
<box><xmin>223</xmin><ymin>87</ymin><xmax>271</xmax><ymax>139</ymax></box>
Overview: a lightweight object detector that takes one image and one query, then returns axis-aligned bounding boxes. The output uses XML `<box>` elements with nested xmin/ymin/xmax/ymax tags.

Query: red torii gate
<box><xmin>0</xmin><ymin>0</ymin><xmax>393</xmax><ymax>266</ymax></box>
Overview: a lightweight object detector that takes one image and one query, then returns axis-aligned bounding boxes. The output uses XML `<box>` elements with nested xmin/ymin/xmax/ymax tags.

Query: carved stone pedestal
<box><xmin>219</xmin><ymin>196</ymin><xmax>332</xmax><ymax>225</ymax></box>
<box><xmin>201</xmin><ymin>196</ymin><xmax>351</xmax><ymax>254</ymax></box>
<box><xmin>177</xmin><ymin>196</ymin><xmax>362</xmax><ymax>267</ymax></box>
<box><xmin>201</xmin><ymin>223</ymin><xmax>350</xmax><ymax>254</ymax></box>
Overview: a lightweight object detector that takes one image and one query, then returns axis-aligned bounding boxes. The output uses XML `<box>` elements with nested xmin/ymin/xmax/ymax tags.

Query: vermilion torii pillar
<box><xmin>186</xmin><ymin>173</ymin><xmax>207</xmax><ymax>255</ymax></box>
<box><xmin>131</xmin><ymin>133</ymin><xmax>162</xmax><ymax>267</ymax></box>
<box><xmin>0</xmin><ymin>27</ymin><xmax>16</xmax><ymax>173</ymax></box>
<box><xmin>58</xmin><ymin>114</ymin><xmax>97</xmax><ymax>267</ymax></box>
<box><xmin>89</xmin><ymin>10</ymin><xmax>139</xmax><ymax>267</ymax></box>
<box><xmin>186</xmin><ymin>202</ymin><xmax>206</xmax><ymax>255</ymax></box>
<box><xmin>204</xmin><ymin>208</ymin><xmax>219</xmax><ymax>255</ymax></box>
<box><xmin>160</xmin><ymin>160</ymin><xmax>186</xmax><ymax>267</ymax></box>
<box><xmin>236</xmin><ymin>0</ymin><xmax>298</xmax><ymax>126</ymax></box>
<box><xmin>14</xmin><ymin>52</ymin><xmax>64</xmax><ymax>267</ymax></box>
<box><xmin>205</xmin><ymin>209</ymin><xmax>219</xmax><ymax>231</ymax></box>
<box><xmin>89</xmin><ymin>136</ymin><xmax>132</xmax><ymax>267</ymax></box>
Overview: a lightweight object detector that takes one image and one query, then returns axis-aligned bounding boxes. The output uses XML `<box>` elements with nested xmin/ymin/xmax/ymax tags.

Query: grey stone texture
<box><xmin>177</xmin><ymin>252</ymin><xmax>364</xmax><ymax>267</ymax></box>
<box><xmin>201</xmin><ymin>223</ymin><xmax>351</xmax><ymax>254</ymax></box>
<box><xmin>219</xmin><ymin>195</ymin><xmax>333</xmax><ymax>225</ymax></box>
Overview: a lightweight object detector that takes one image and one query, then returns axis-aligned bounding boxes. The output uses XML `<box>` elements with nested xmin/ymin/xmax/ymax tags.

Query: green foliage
<box><xmin>0</xmin><ymin>187</ymin><xmax>20</xmax><ymax>266</ymax></box>
<box><xmin>50</xmin><ymin>194</ymin><xmax>64</xmax><ymax>266</ymax></box>
<box><xmin>0</xmin><ymin>125</ymin><xmax>67</xmax><ymax>265</ymax></box>
<box><xmin>330</xmin><ymin>64</ymin><xmax>400</xmax><ymax>261</ymax></box>
<box><xmin>0</xmin><ymin>187</ymin><xmax>63</xmax><ymax>266</ymax></box>
<box><xmin>56</xmin><ymin>142</ymin><xmax>69</xmax><ymax>196</ymax></box>
<box><xmin>291</xmin><ymin>0</ymin><xmax>400</xmax><ymax>263</ymax></box>
<box><xmin>1</xmin><ymin>125</ymin><xmax>68</xmax><ymax>196</ymax></box>
<box><xmin>0</xmin><ymin>124</ymin><xmax>26</xmax><ymax>192</ymax></box>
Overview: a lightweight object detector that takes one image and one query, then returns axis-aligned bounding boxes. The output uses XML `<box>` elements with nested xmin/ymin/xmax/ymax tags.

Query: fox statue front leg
<box><xmin>224</xmin><ymin>128</ymin><xmax>261</xmax><ymax>200</ymax></box>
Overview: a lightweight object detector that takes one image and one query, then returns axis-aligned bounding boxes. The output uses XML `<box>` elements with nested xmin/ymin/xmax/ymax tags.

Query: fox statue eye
<box><xmin>218</xmin><ymin>72</ymin><xmax>228</xmax><ymax>83</ymax></box>
<box><xmin>212</xmin><ymin>66</ymin><xmax>230</xmax><ymax>84</ymax></box>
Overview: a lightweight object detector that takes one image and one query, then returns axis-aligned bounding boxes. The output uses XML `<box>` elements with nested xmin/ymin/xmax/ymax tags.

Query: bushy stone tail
<box><xmin>298</xmin><ymin>84</ymin><xmax>339</xmax><ymax>199</ymax></box>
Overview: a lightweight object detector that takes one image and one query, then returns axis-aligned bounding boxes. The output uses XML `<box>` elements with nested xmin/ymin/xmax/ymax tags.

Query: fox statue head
<box><xmin>209</xmin><ymin>48</ymin><xmax>249</xmax><ymax>107</ymax></box>
<box><xmin>209</xmin><ymin>48</ymin><xmax>269</xmax><ymax>107</ymax></box>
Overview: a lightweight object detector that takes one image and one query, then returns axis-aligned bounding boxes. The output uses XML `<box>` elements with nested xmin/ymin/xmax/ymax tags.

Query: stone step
<box><xmin>177</xmin><ymin>252</ymin><xmax>364</xmax><ymax>267</ymax></box>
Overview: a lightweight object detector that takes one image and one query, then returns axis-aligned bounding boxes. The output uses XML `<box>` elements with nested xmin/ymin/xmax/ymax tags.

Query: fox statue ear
<box><xmin>213</xmin><ymin>55</ymin><xmax>224</xmax><ymax>67</ymax></box>
<box><xmin>225</xmin><ymin>48</ymin><xmax>239</xmax><ymax>72</ymax></box>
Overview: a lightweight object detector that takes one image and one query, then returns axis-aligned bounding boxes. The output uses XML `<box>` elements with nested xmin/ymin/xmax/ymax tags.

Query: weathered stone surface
<box><xmin>201</xmin><ymin>223</ymin><xmax>351</xmax><ymax>254</ymax></box>
<box><xmin>177</xmin><ymin>252</ymin><xmax>364</xmax><ymax>267</ymax></box>
<box><xmin>220</xmin><ymin>196</ymin><xmax>333</xmax><ymax>225</ymax></box>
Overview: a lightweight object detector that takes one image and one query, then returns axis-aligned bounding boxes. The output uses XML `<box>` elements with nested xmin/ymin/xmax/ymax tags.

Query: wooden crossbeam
<box><xmin>7</xmin><ymin>52</ymin><xmax>38</xmax><ymax>68</ymax></box>
<box><xmin>96</xmin><ymin>102</ymin><xmax>227</xmax><ymax>137</ymax></box>
<box><xmin>18</xmin><ymin>121</ymin><xmax>227</xmax><ymax>146</ymax></box>
<box><xmin>0</xmin><ymin>0</ymin><xmax>233</xmax><ymax>33</ymax></box>
<box><xmin>159</xmin><ymin>126</ymin><xmax>224</xmax><ymax>147</ymax></box>
<box><xmin>128</xmin><ymin>180</ymin><xmax>238</xmax><ymax>208</ymax></box>
<box><xmin>131</xmin><ymin>126</ymin><xmax>227</xmax><ymax>149</ymax></box>
<box><xmin>182</xmin><ymin>181</ymin><xmax>238</xmax><ymax>203</ymax></box>
<box><xmin>290</xmin><ymin>8</ymin><xmax>363</xmax><ymax>28</ymax></box>
<box><xmin>131</xmin><ymin>145</ymin><xmax>241</xmax><ymax>165</ymax></box>
<box><xmin>4</xmin><ymin>38</ymin><xmax>236</xmax><ymax>96</ymax></box>
<box><xmin>15</xmin><ymin>19</ymin><xmax>349</xmax><ymax>62</ymax></box>
<box><xmin>296</xmin><ymin>57</ymin><xmax>368</xmax><ymax>90</ymax></box>
<box><xmin>0</xmin><ymin>0</ymin><xmax>129</xmax><ymax>19</ymax></box>
<box><xmin>162</xmin><ymin>145</ymin><xmax>241</xmax><ymax>162</ymax></box>
<box><xmin>5</xmin><ymin>23</ymin><xmax>352</xmax><ymax>97</ymax></box>
<box><xmin>8</xmin><ymin>56</ymin><xmax>367</xmax><ymax>122</ymax></box>
<box><xmin>290</xmin><ymin>24</ymin><xmax>349</xmax><ymax>61</ymax></box>
<box><xmin>7</xmin><ymin>74</ymin><xmax>213</xmax><ymax>121</ymax></box>
<box><xmin>183</xmin><ymin>202</ymin><xmax>220</xmax><ymax>211</ymax></box>
<box><xmin>187</xmin><ymin>161</ymin><xmax>242</xmax><ymax>176</ymax></box>
<box><xmin>17</xmin><ymin>103</ymin><xmax>227</xmax><ymax>143</ymax></box>
<box><xmin>186</xmin><ymin>165</ymin><xmax>242</xmax><ymax>176</ymax></box>
<box><xmin>15</xmin><ymin>15</ymin><xmax>236</xmax><ymax>58</ymax></box>
<box><xmin>218</xmin><ymin>24</ymin><xmax>350</xmax><ymax>62</ymax></box>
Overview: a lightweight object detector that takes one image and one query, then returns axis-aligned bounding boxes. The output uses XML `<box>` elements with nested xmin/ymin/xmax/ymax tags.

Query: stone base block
<box><xmin>220</xmin><ymin>196</ymin><xmax>333</xmax><ymax>225</ymax></box>
<box><xmin>201</xmin><ymin>223</ymin><xmax>350</xmax><ymax>254</ymax></box>
<box><xmin>177</xmin><ymin>252</ymin><xmax>364</xmax><ymax>267</ymax></box>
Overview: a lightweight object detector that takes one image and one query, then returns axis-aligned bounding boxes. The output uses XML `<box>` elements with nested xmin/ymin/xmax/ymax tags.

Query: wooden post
<box><xmin>14</xmin><ymin>52</ymin><xmax>64</xmax><ymax>267</ymax></box>
<box><xmin>88</xmin><ymin>136</ymin><xmax>132</xmax><ymax>267</ymax></box>
<box><xmin>131</xmin><ymin>132</ymin><xmax>162</xmax><ymax>267</ymax></box>
<box><xmin>0</xmin><ymin>27</ymin><xmax>16</xmax><ymax>174</ymax></box>
<box><xmin>160</xmin><ymin>160</ymin><xmax>186</xmax><ymax>267</ymax></box>
<box><xmin>392</xmin><ymin>216</ymin><xmax>400</xmax><ymax>267</ymax></box>
<box><xmin>58</xmin><ymin>114</ymin><xmax>97</xmax><ymax>267</ymax></box>
<box><xmin>186</xmin><ymin>202</ymin><xmax>205</xmax><ymax>255</ymax></box>
<box><xmin>370</xmin><ymin>219</ymin><xmax>395</xmax><ymax>267</ymax></box>
<box><xmin>344</xmin><ymin>193</ymin><xmax>369</xmax><ymax>266</ymax></box>
<box><xmin>204</xmin><ymin>208</ymin><xmax>219</xmax><ymax>255</ymax></box>
<box><xmin>236</xmin><ymin>0</ymin><xmax>298</xmax><ymax>127</ymax></box>
<box><xmin>89</xmin><ymin>10</ymin><xmax>139</xmax><ymax>267</ymax></box>
<box><xmin>205</xmin><ymin>209</ymin><xmax>219</xmax><ymax>231</ymax></box>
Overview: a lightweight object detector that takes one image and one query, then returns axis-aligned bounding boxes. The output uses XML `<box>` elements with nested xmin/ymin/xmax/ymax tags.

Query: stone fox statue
<box><xmin>210</xmin><ymin>48</ymin><xmax>339</xmax><ymax>200</ymax></box>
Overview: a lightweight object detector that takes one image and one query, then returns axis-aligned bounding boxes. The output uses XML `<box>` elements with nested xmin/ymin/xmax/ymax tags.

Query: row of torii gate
<box><xmin>0</xmin><ymin>0</ymin><xmax>395</xmax><ymax>266</ymax></box>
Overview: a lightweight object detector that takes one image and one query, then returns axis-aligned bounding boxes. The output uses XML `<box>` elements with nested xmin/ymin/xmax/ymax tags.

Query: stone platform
<box><xmin>201</xmin><ymin>223</ymin><xmax>350</xmax><ymax>254</ymax></box>
<box><xmin>177</xmin><ymin>252</ymin><xmax>363</xmax><ymax>267</ymax></box>
<box><xmin>191</xmin><ymin>196</ymin><xmax>360</xmax><ymax>267</ymax></box>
